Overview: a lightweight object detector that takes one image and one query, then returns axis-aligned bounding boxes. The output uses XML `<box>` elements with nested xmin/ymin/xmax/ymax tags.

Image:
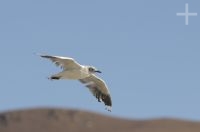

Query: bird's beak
<box><xmin>95</xmin><ymin>70</ymin><xmax>102</xmax><ymax>73</ymax></box>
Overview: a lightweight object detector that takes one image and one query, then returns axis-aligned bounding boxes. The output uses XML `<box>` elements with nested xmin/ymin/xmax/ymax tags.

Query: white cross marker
<box><xmin>176</xmin><ymin>3</ymin><xmax>197</xmax><ymax>25</ymax></box>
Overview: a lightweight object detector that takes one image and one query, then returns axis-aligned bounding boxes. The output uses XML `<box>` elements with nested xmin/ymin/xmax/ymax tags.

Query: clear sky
<box><xmin>0</xmin><ymin>0</ymin><xmax>200</xmax><ymax>121</ymax></box>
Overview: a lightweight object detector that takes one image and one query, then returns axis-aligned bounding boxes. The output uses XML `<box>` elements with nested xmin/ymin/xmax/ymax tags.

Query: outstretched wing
<box><xmin>40</xmin><ymin>54</ymin><xmax>82</xmax><ymax>70</ymax></box>
<box><xmin>79</xmin><ymin>74</ymin><xmax>112</xmax><ymax>111</ymax></box>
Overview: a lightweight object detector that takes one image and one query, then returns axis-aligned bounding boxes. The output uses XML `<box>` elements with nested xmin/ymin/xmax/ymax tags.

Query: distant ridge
<box><xmin>0</xmin><ymin>108</ymin><xmax>200</xmax><ymax>132</ymax></box>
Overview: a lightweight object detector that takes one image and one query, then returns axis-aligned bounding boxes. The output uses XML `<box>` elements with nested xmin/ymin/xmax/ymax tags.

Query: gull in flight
<box><xmin>40</xmin><ymin>54</ymin><xmax>112</xmax><ymax>111</ymax></box>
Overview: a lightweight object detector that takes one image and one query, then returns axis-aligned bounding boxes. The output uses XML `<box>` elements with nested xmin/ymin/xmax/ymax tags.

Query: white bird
<box><xmin>40</xmin><ymin>54</ymin><xmax>112</xmax><ymax>111</ymax></box>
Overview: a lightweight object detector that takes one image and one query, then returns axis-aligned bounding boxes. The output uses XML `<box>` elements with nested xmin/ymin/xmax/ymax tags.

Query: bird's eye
<box><xmin>89</xmin><ymin>67</ymin><xmax>94</xmax><ymax>72</ymax></box>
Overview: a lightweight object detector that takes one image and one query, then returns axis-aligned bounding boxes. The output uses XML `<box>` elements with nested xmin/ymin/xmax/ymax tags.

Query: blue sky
<box><xmin>0</xmin><ymin>0</ymin><xmax>200</xmax><ymax>121</ymax></box>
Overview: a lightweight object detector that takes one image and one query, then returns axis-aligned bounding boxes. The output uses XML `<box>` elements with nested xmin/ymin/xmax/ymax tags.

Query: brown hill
<box><xmin>0</xmin><ymin>108</ymin><xmax>199</xmax><ymax>132</ymax></box>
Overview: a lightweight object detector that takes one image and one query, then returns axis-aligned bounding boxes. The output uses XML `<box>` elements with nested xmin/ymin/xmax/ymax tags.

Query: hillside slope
<box><xmin>0</xmin><ymin>108</ymin><xmax>199</xmax><ymax>132</ymax></box>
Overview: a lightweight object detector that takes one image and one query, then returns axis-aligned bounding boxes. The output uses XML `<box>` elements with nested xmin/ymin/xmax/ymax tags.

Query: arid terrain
<box><xmin>0</xmin><ymin>108</ymin><xmax>199</xmax><ymax>132</ymax></box>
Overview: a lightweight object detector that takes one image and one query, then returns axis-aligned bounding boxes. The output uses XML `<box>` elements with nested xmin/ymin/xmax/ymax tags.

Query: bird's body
<box><xmin>51</xmin><ymin>66</ymin><xmax>89</xmax><ymax>80</ymax></box>
<box><xmin>40</xmin><ymin>54</ymin><xmax>112</xmax><ymax>111</ymax></box>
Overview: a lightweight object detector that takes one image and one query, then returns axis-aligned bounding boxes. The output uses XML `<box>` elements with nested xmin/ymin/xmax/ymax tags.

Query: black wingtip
<box><xmin>40</xmin><ymin>54</ymin><xmax>52</xmax><ymax>59</ymax></box>
<box><xmin>102</xmin><ymin>94</ymin><xmax>112</xmax><ymax>107</ymax></box>
<box><xmin>35</xmin><ymin>53</ymin><xmax>49</xmax><ymax>58</ymax></box>
<box><xmin>49</xmin><ymin>76</ymin><xmax>61</xmax><ymax>80</ymax></box>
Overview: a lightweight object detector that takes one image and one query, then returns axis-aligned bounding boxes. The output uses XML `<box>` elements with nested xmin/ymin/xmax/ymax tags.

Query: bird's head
<box><xmin>88</xmin><ymin>66</ymin><xmax>102</xmax><ymax>73</ymax></box>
